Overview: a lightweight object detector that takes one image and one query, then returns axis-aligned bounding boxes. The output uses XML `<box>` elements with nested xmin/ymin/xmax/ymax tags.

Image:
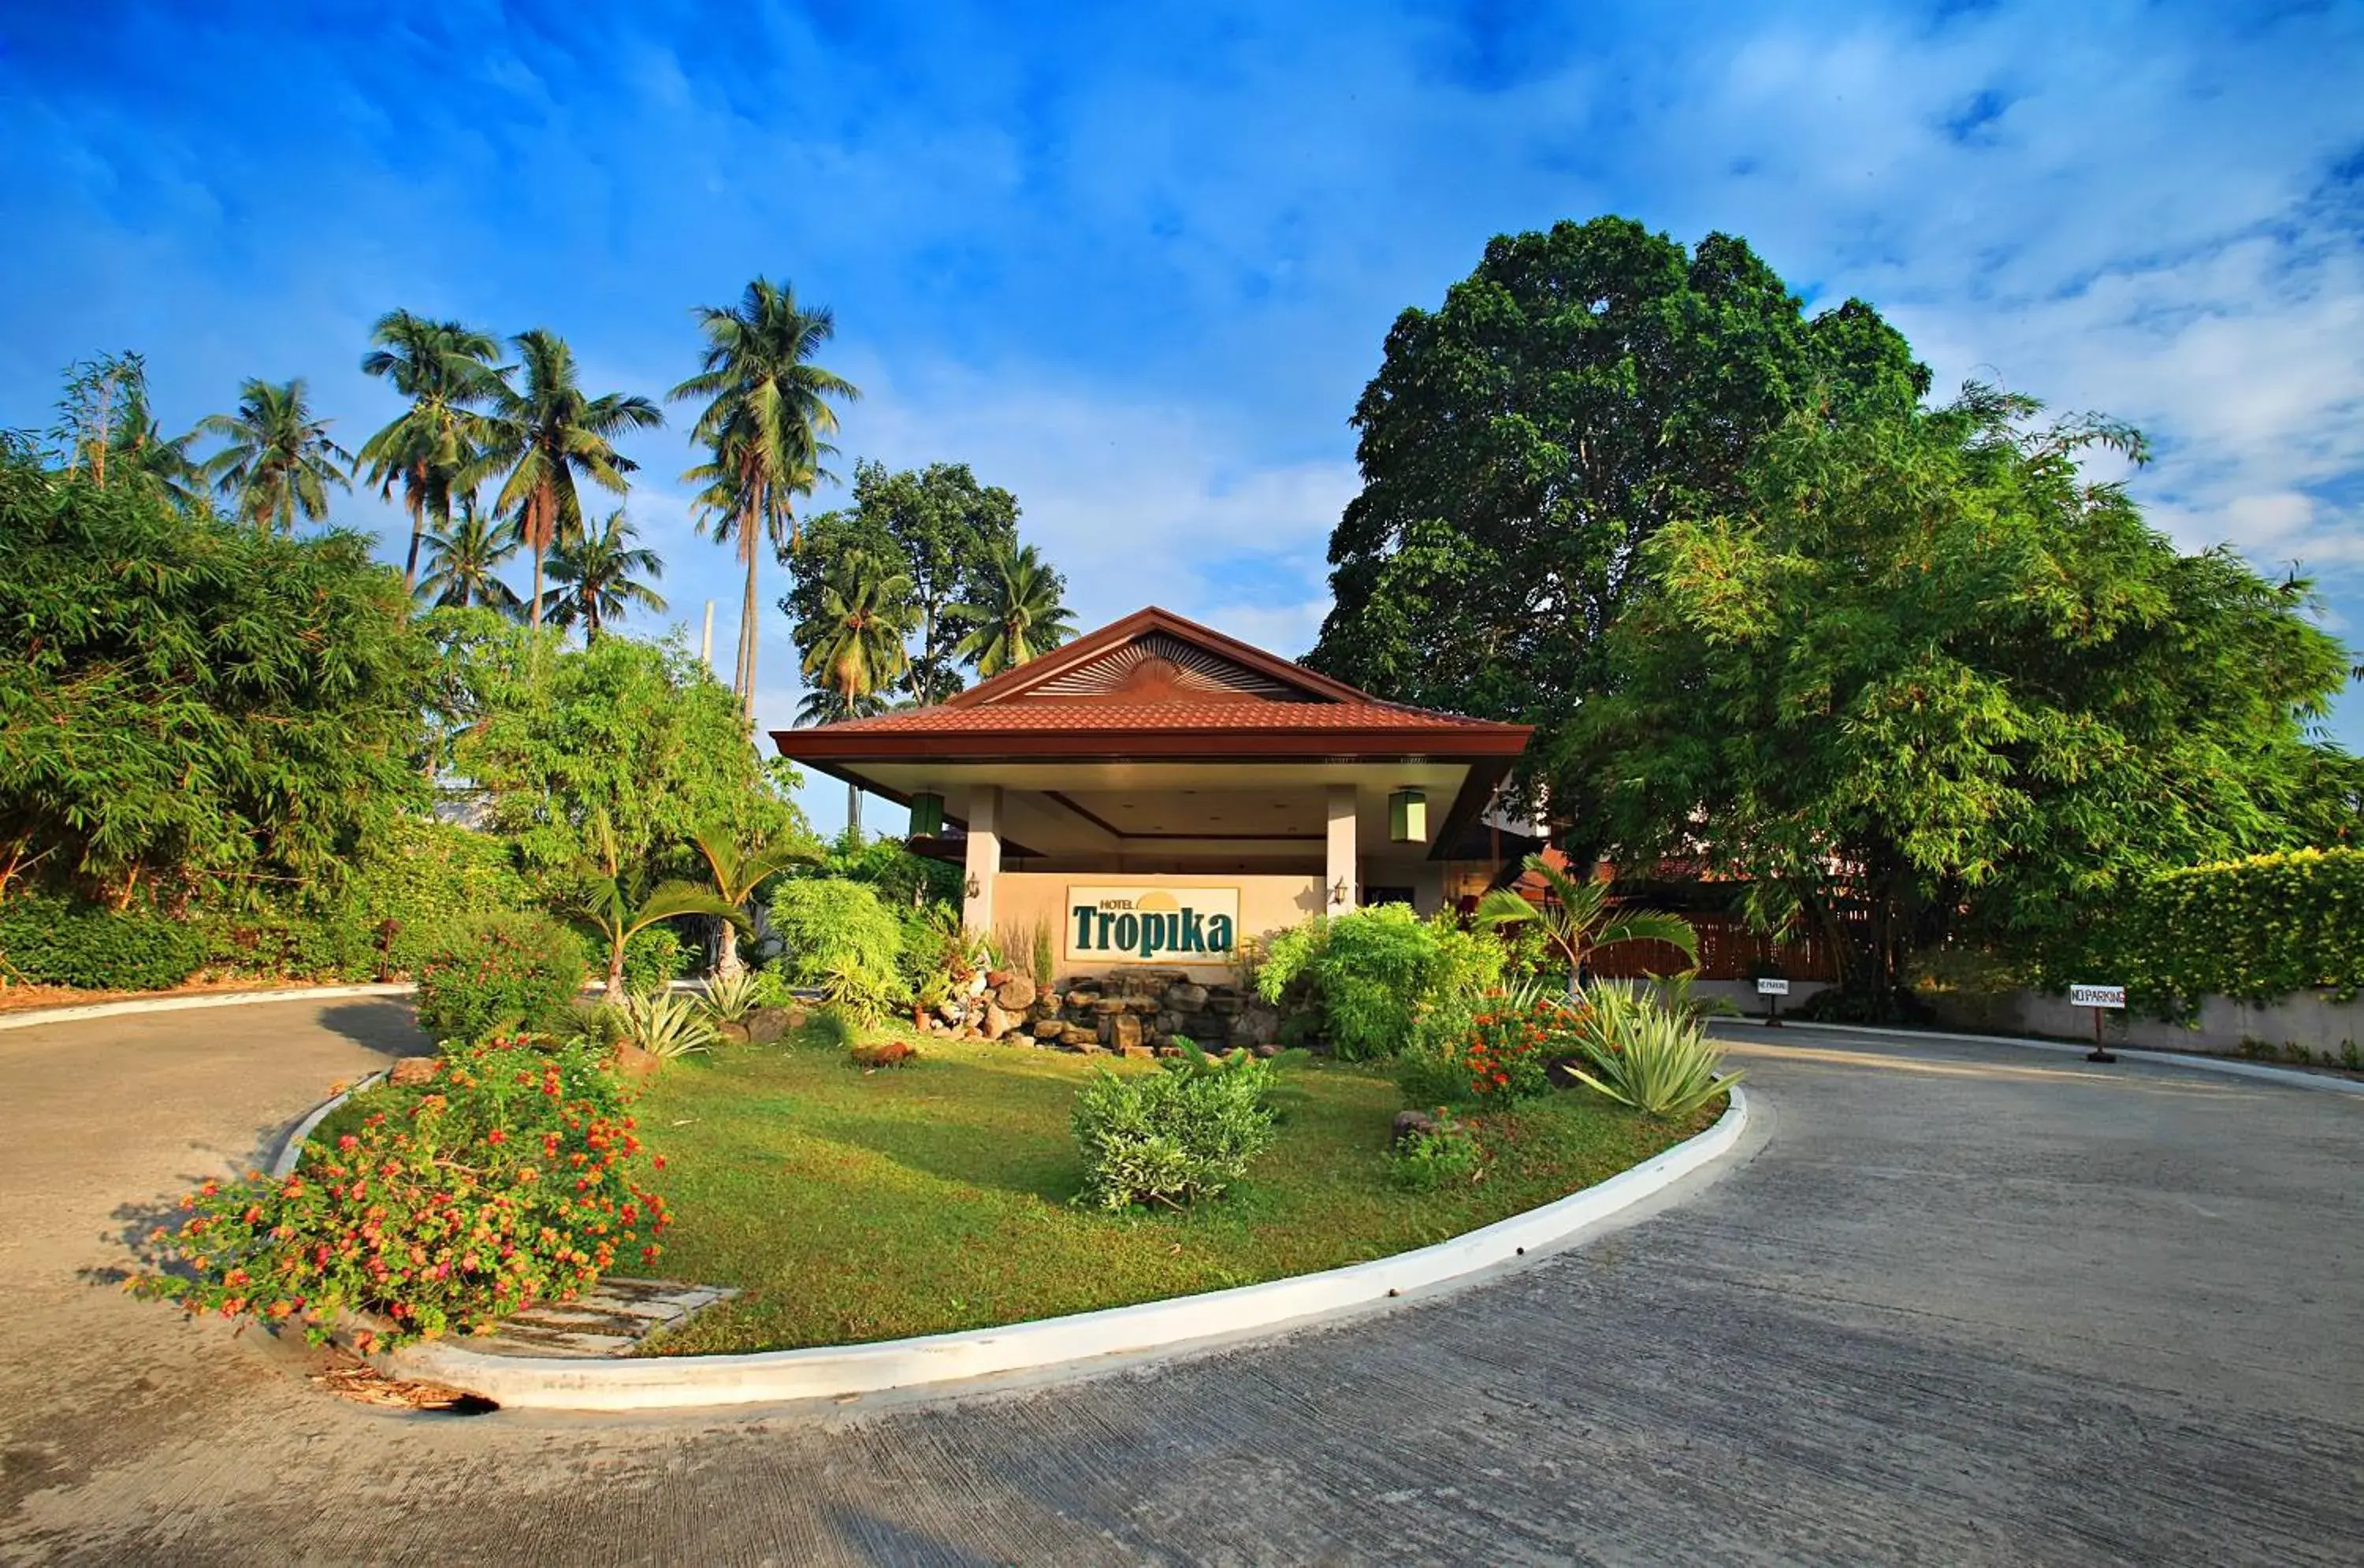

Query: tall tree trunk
<box><xmin>608</xmin><ymin>938</ymin><xmax>627</xmax><ymax>994</ymax></box>
<box><xmin>847</xmin><ymin>778</ymin><xmax>862</xmax><ymax>838</ymax></box>
<box><xmin>741</xmin><ymin>529</ymin><xmax>760</xmax><ymax>721</ymax></box>
<box><xmin>401</xmin><ymin>466</ymin><xmax>427</xmax><ymax>592</ymax></box>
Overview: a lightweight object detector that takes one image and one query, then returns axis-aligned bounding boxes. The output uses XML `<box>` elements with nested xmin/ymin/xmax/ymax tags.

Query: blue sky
<box><xmin>6</xmin><ymin>1</ymin><xmax>2362</xmax><ymax>834</ymax></box>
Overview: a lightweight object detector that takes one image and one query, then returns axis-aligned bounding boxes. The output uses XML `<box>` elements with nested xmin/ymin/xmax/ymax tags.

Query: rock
<box><xmin>1392</xmin><ymin>1109</ymin><xmax>1439</xmax><ymax>1146</ymax></box>
<box><xmin>1252</xmin><ymin>1042</ymin><xmax>1283</xmax><ymax>1058</ymax></box>
<box><xmin>851</xmin><ymin>1039</ymin><xmax>916</xmax><ymax>1069</ymax></box>
<box><xmin>994</xmin><ymin>975</ymin><xmax>1037</xmax><ymax>1012</ymax></box>
<box><xmin>1091</xmin><ymin>997</ymin><xmax>1126</xmax><ymax>1016</ymax></box>
<box><xmin>1064</xmin><ymin>1034</ymin><xmax>1102</xmax><ymax>1054</ymax></box>
<box><xmin>1239</xmin><ymin>1005</ymin><xmax>1282</xmax><ymax>1044</ymax></box>
<box><xmin>612</xmin><ymin>1044</ymin><xmax>663</xmax><ymax>1080</ymax></box>
<box><xmin>388</xmin><ymin>1056</ymin><xmax>440</xmax><ymax>1087</ymax></box>
<box><xmin>1121</xmin><ymin>1044</ymin><xmax>1154</xmax><ymax>1060</ymax></box>
<box><xmin>983</xmin><ymin>1002</ymin><xmax>1018</xmax><ymax>1039</ymax></box>
<box><xmin>1207</xmin><ymin>991</ymin><xmax>1243</xmax><ymax>1016</ymax></box>
<box><xmin>744</xmin><ymin>1006</ymin><xmax>794</xmax><ymax>1045</ymax></box>
<box><xmin>1164</xmin><ymin>983</ymin><xmax>1210</xmax><ymax>1012</ymax></box>
<box><xmin>1065</xmin><ymin>990</ymin><xmax>1100</xmax><ymax>1010</ymax></box>
<box><xmin>1110</xmin><ymin>1013</ymin><xmax>1144</xmax><ymax>1052</ymax></box>
<box><xmin>935</xmin><ymin>998</ymin><xmax>964</xmax><ymax>1023</ymax></box>
<box><xmin>716</xmin><ymin>1020</ymin><xmax>752</xmax><ymax>1046</ymax></box>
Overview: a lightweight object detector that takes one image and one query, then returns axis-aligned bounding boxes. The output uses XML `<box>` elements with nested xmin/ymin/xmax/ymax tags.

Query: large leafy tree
<box><xmin>356</xmin><ymin>310</ymin><xmax>506</xmax><ymax>591</ymax></box>
<box><xmin>476</xmin><ymin>329</ymin><xmax>663</xmax><ymax>629</ymax></box>
<box><xmin>199</xmin><ymin>377</ymin><xmax>355</xmax><ymax>533</ymax></box>
<box><xmin>0</xmin><ymin>440</ymin><xmax>435</xmax><ymax>906</ymax></box>
<box><xmin>1307</xmin><ymin>216</ymin><xmax>1925</xmax><ymax>822</ymax></box>
<box><xmin>1583</xmin><ymin>385</ymin><xmax>2355</xmax><ymax>998</ymax></box>
<box><xmin>415</xmin><ymin>496</ymin><xmax>524</xmax><ymax>614</ymax></box>
<box><xmin>671</xmin><ymin>277</ymin><xmax>858</xmax><ymax>714</ymax></box>
<box><xmin>452</xmin><ymin>621</ymin><xmax>812</xmax><ymax>888</ymax></box>
<box><xmin>795</xmin><ymin>460</ymin><xmax>1021</xmax><ymax>702</ymax></box>
<box><xmin>543</xmin><ymin>508</ymin><xmax>666</xmax><ymax>642</ymax></box>
<box><xmin>951</xmin><ymin>541</ymin><xmax>1076</xmax><ymax>677</ymax></box>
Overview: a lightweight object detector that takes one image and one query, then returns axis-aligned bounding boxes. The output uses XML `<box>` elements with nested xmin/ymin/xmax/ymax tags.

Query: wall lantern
<box><xmin>909</xmin><ymin>790</ymin><xmax>946</xmax><ymax>838</ymax></box>
<box><xmin>965</xmin><ymin>872</ymin><xmax>982</xmax><ymax>900</ymax></box>
<box><xmin>1330</xmin><ymin>877</ymin><xmax>1351</xmax><ymax>908</ymax></box>
<box><xmin>1388</xmin><ymin>787</ymin><xmax>1428</xmax><ymax>844</ymax></box>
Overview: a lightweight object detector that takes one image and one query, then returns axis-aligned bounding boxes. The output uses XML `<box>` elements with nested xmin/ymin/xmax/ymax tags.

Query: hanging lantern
<box><xmin>909</xmin><ymin>790</ymin><xmax>945</xmax><ymax>838</ymax></box>
<box><xmin>1388</xmin><ymin>787</ymin><xmax>1427</xmax><ymax>843</ymax></box>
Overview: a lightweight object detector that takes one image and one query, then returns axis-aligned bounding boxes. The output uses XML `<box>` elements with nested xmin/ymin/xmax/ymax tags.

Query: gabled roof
<box><xmin>771</xmin><ymin>606</ymin><xmax>1532</xmax><ymax>760</ymax></box>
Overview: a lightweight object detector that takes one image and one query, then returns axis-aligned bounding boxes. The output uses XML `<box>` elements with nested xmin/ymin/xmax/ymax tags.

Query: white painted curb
<box><xmin>1718</xmin><ymin>1019</ymin><xmax>2364</xmax><ymax>1098</ymax></box>
<box><xmin>391</xmin><ymin>1084</ymin><xmax>1751</xmax><ymax>1412</ymax></box>
<box><xmin>0</xmin><ymin>982</ymin><xmax>412</xmax><ymax>1032</ymax></box>
<box><xmin>269</xmin><ymin>1071</ymin><xmax>390</xmax><ymax>1178</ymax></box>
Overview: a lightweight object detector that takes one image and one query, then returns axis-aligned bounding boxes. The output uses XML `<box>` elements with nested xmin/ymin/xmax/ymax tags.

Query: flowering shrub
<box><xmin>413</xmin><ymin>911</ymin><xmax>588</xmax><ymax>1044</ymax></box>
<box><xmin>135</xmin><ymin>1038</ymin><xmax>667</xmax><ymax>1349</ymax></box>
<box><xmin>1399</xmin><ymin>985</ymin><xmax>1573</xmax><ymax>1104</ymax></box>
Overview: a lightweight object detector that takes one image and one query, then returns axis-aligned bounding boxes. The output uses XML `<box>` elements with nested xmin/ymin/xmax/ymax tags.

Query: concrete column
<box><xmin>963</xmin><ymin>785</ymin><xmax>1002</xmax><ymax>933</ymax></box>
<box><xmin>1325</xmin><ymin>783</ymin><xmax>1357</xmax><ymax>912</ymax></box>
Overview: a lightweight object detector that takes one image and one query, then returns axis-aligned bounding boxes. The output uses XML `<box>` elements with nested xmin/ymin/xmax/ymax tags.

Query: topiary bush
<box><xmin>1071</xmin><ymin>1059</ymin><xmax>1280</xmax><ymax>1211</ymax></box>
<box><xmin>135</xmin><ymin>1035</ymin><xmax>667</xmax><ymax>1349</ymax></box>
<box><xmin>413</xmin><ymin>911</ymin><xmax>588</xmax><ymax>1044</ymax></box>
<box><xmin>0</xmin><ymin>896</ymin><xmax>207</xmax><ymax>991</ymax></box>
<box><xmin>769</xmin><ymin>877</ymin><xmax>904</xmax><ymax>994</ymax></box>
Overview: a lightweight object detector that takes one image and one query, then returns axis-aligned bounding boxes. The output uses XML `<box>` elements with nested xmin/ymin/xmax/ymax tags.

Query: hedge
<box><xmin>2057</xmin><ymin>847</ymin><xmax>2364</xmax><ymax>1013</ymax></box>
<box><xmin>0</xmin><ymin>896</ymin><xmax>208</xmax><ymax>991</ymax></box>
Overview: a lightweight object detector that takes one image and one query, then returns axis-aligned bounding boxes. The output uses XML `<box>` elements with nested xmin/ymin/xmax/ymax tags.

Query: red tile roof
<box><xmin>802</xmin><ymin>697</ymin><xmax>1520</xmax><ymax>736</ymax></box>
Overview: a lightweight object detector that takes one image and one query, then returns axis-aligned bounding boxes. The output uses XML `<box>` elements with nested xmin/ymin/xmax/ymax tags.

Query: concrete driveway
<box><xmin>2</xmin><ymin>1002</ymin><xmax>2359</xmax><ymax>1566</ymax></box>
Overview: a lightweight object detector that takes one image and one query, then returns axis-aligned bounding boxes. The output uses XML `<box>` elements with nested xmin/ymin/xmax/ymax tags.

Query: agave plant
<box><xmin>617</xmin><ymin>988</ymin><xmax>722</xmax><ymax>1060</ymax></box>
<box><xmin>1567</xmin><ymin>987</ymin><xmax>1740</xmax><ymax>1120</ymax></box>
<box><xmin>699</xmin><ymin>967</ymin><xmax>762</xmax><ymax>1024</ymax></box>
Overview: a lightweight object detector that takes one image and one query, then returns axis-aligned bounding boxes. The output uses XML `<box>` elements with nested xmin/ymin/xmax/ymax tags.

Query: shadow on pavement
<box><xmin>317</xmin><ymin>999</ymin><xmax>431</xmax><ymax>1059</ymax></box>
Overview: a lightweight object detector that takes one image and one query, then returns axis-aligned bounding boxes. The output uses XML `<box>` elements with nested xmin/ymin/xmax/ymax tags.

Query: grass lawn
<box><xmin>634</xmin><ymin>1024</ymin><xmax>1715</xmax><ymax>1355</ymax></box>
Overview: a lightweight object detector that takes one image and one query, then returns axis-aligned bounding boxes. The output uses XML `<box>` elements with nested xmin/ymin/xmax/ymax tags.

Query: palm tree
<box><xmin>797</xmin><ymin>549</ymin><xmax>916</xmax><ymax>833</ymax></box>
<box><xmin>474</xmin><ymin>329</ymin><xmax>663</xmax><ymax>628</ymax></box>
<box><xmin>543</xmin><ymin>508</ymin><xmax>667</xmax><ymax>641</ymax></box>
<box><xmin>415</xmin><ymin>495</ymin><xmax>524</xmax><ymax>614</ymax></box>
<box><xmin>108</xmin><ymin>390</ymin><xmax>205</xmax><ymax>508</ymax></box>
<box><xmin>1474</xmin><ymin>854</ymin><xmax>1701</xmax><ymax>994</ymax></box>
<box><xmin>578</xmin><ymin>872</ymin><xmax>745</xmax><ymax>996</ymax></box>
<box><xmin>357</xmin><ymin>310</ymin><xmax>505</xmax><ymax>590</ymax></box>
<box><xmin>671</xmin><ymin>277</ymin><xmax>859</xmax><ymax>715</ymax></box>
<box><xmin>952</xmin><ymin>541</ymin><xmax>1077</xmax><ymax>676</ymax></box>
<box><xmin>689</xmin><ymin>826</ymin><xmax>817</xmax><ymax>981</ymax></box>
<box><xmin>198</xmin><ymin>377</ymin><xmax>353</xmax><ymax>533</ymax></box>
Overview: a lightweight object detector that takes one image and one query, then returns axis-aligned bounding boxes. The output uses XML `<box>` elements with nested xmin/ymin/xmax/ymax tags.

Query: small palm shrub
<box><xmin>135</xmin><ymin>1036</ymin><xmax>667</xmax><ymax>1350</ymax></box>
<box><xmin>615</xmin><ymin>988</ymin><xmax>719</xmax><ymax>1060</ymax></box>
<box><xmin>820</xmin><ymin>953</ymin><xmax>899</xmax><ymax>1028</ymax></box>
<box><xmin>1570</xmin><ymin>985</ymin><xmax>1740</xmax><ymax>1120</ymax></box>
<box><xmin>413</xmin><ymin>911</ymin><xmax>587</xmax><ymax>1044</ymax></box>
<box><xmin>1072</xmin><ymin>1059</ymin><xmax>1280</xmax><ymax>1211</ymax></box>
<box><xmin>700</xmin><ymin>967</ymin><xmax>762</xmax><ymax>1024</ymax></box>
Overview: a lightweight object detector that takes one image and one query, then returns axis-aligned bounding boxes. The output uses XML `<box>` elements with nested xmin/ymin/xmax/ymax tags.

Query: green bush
<box><xmin>622</xmin><ymin>923</ymin><xmax>691</xmax><ymax>992</ymax></box>
<box><xmin>1072</xmin><ymin>1060</ymin><xmax>1280</xmax><ymax>1211</ymax></box>
<box><xmin>1387</xmin><ymin>1110</ymin><xmax>1485</xmax><ymax>1192</ymax></box>
<box><xmin>1254</xmin><ymin>905</ymin><xmax>1506</xmax><ymax>1060</ymax></box>
<box><xmin>771</xmin><ymin>877</ymin><xmax>904</xmax><ymax>994</ymax></box>
<box><xmin>135</xmin><ymin>1036</ymin><xmax>667</xmax><ymax>1349</ymax></box>
<box><xmin>413</xmin><ymin>911</ymin><xmax>588</xmax><ymax>1044</ymax></box>
<box><xmin>2044</xmin><ymin>848</ymin><xmax>2364</xmax><ymax>1013</ymax></box>
<box><xmin>0</xmin><ymin>897</ymin><xmax>207</xmax><ymax>991</ymax></box>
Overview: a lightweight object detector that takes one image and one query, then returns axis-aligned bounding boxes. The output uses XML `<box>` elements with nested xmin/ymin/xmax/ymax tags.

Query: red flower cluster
<box><xmin>135</xmin><ymin>1036</ymin><xmax>669</xmax><ymax>1348</ymax></box>
<box><xmin>1451</xmin><ymin>990</ymin><xmax>1583</xmax><ymax>1102</ymax></box>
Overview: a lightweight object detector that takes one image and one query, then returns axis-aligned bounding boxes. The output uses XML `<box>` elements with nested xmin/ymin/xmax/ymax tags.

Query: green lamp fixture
<box><xmin>909</xmin><ymin>790</ymin><xmax>945</xmax><ymax>838</ymax></box>
<box><xmin>1388</xmin><ymin>787</ymin><xmax>1427</xmax><ymax>843</ymax></box>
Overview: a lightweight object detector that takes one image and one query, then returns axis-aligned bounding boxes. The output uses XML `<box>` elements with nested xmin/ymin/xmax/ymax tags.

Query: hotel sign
<box><xmin>1067</xmin><ymin>885</ymin><xmax>1238</xmax><ymax>964</ymax></box>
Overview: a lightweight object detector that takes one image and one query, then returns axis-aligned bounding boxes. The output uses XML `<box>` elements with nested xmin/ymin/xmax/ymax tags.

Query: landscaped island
<box><xmin>637</xmin><ymin>1025</ymin><xmax>1713</xmax><ymax>1355</ymax></box>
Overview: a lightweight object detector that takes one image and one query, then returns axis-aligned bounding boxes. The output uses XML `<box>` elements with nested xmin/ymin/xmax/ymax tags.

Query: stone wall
<box><xmin>923</xmin><ymin>967</ymin><xmax>1283</xmax><ymax>1058</ymax></box>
